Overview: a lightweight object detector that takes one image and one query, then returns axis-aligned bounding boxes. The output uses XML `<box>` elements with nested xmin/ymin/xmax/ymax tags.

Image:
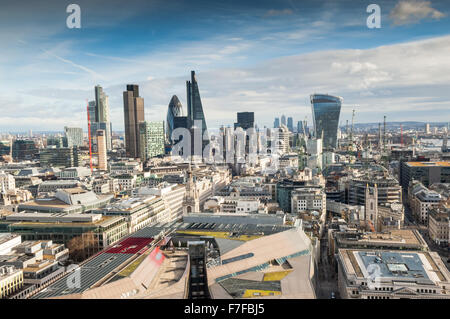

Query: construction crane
<box><xmin>346</xmin><ymin>120</ymin><xmax>349</xmax><ymax>138</ymax></box>
<box><xmin>367</xmin><ymin>220</ymin><xmax>376</xmax><ymax>233</ymax></box>
<box><xmin>87</xmin><ymin>100</ymin><xmax>93</xmax><ymax>173</ymax></box>
<box><xmin>350</xmin><ymin>109</ymin><xmax>356</xmax><ymax>146</ymax></box>
<box><xmin>383</xmin><ymin>115</ymin><xmax>387</xmax><ymax>152</ymax></box>
<box><xmin>378</xmin><ymin>123</ymin><xmax>382</xmax><ymax>150</ymax></box>
<box><xmin>400</xmin><ymin>124</ymin><xmax>403</xmax><ymax>147</ymax></box>
<box><xmin>303</xmin><ymin>117</ymin><xmax>307</xmax><ymax>137</ymax></box>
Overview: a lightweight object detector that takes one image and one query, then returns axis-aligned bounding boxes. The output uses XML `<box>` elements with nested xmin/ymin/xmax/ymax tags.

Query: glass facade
<box><xmin>166</xmin><ymin>95</ymin><xmax>183</xmax><ymax>143</ymax></box>
<box><xmin>187</xmin><ymin>71</ymin><xmax>208</xmax><ymax>150</ymax></box>
<box><xmin>287</xmin><ymin>117</ymin><xmax>293</xmax><ymax>132</ymax></box>
<box><xmin>274</xmin><ymin>118</ymin><xmax>280</xmax><ymax>128</ymax></box>
<box><xmin>139</xmin><ymin>121</ymin><xmax>165</xmax><ymax>161</ymax></box>
<box><xmin>310</xmin><ymin>94</ymin><xmax>343</xmax><ymax>150</ymax></box>
<box><xmin>234</xmin><ymin>112</ymin><xmax>254</xmax><ymax>130</ymax></box>
<box><xmin>12</xmin><ymin>140</ymin><xmax>38</xmax><ymax>161</ymax></box>
<box><xmin>64</xmin><ymin>126</ymin><xmax>83</xmax><ymax>147</ymax></box>
<box><xmin>123</xmin><ymin>84</ymin><xmax>145</xmax><ymax>158</ymax></box>
<box><xmin>94</xmin><ymin>86</ymin><xmax>112</xmax><ymax>151</ymax></box>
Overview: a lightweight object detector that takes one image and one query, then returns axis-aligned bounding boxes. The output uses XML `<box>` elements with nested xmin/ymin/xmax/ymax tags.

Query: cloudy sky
<box><xmin>0</xmin><ymin>0</ymin><xmax>449</xmax><ymax>132</ymax></box>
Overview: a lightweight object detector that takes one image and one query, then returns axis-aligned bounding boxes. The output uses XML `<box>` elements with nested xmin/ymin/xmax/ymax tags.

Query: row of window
<box><xmin>417</xmin><ymin>288</ymin><xmax>436</xmax><ymax>294</ymax></box>
<box><xmin>367</xmin><ymin>296</ymin><xmax>390</xmax><ymax>299</ymax></box>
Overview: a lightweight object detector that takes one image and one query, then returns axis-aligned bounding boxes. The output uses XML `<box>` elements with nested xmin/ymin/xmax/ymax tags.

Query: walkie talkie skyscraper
<box><xmin>310</xmin><ymin>94</ymin><xmax>343</xmax><ymax>150</ymax></box>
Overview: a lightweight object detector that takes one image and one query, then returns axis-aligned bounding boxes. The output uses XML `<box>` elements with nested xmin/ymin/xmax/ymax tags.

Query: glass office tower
<box><xmin>234</xmin><ymin>112</ymin><xmax>254</xmax><ymax>130</ymax></box>
<box><xmin>287</xmin><ymin>117</ymin><xmax>294</xmax><ymax>132</ymax></box>
<box><xmin>274</xmin><ymin>118</ymin><xmax>280</xmax><ymax>128</ymax></box>
<box><xmin>94</xmin><ymin>85</ymin><xmax>112</xmax><ymax>151</ymax></box>
<box><xmin>187</xmin><ymin>71</ymin><xmax>208</xmax><ymax>134</ymax></box>
<box><xmin>123</xmin><ymin>84</ymin><xmax>145</xmax><ymax>159</ymax></box>
<box><xmin>186</xmin><ymin>70</ymin><xmax>208</xmax><ymax>152</ymax></box>
<box><xmin>310</xmin><ymin>94</ymin><xmax>343</xmax><ymax>150</ymax></box>
<box><xmin>138</xmin><ymin>121</ymin><xmax>165</xmax><ymax>162</ymax></box>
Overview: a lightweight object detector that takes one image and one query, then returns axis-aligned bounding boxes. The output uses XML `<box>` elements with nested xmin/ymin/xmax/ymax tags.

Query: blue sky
<box><xmin>0</xmin><ymin>0</ymin><xmax>450</xmax><ymax>131</ymax></box>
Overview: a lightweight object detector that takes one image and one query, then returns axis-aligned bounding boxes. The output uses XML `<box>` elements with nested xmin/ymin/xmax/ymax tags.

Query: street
<box><xmin>316</xmin><ymin>224</ymin><xmax>339</xmax><ymax>299</ymax></box>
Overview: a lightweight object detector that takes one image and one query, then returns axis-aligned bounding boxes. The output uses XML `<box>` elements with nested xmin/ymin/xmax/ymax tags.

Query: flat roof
<box><xmin>20</xmin><ymin>198</ymin><xmax>71</xmax><ymax>208</ymax></box>
<box><xmin>340</xmin><ymin>249</ymin><xmax>449</xmax><ymax>284</ymax></box>
<box><xmin>406</xmin><ymin>161</ymin><xmax>450</xmax><ymax>167</ymax></box>
<box><xmin>338</xmin><ymin>229</ymin><xmax>425</xmax><ymax>247</ymax></box>
<box><xmin>0</xmin><ymin>233</ymin><xmax>21</xmax><ymax>245</ymax></box>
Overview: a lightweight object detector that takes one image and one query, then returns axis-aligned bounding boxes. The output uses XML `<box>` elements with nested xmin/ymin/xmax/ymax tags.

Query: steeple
<box><xmin>182</xmin><ymin>163</ymin><xmax>199</xmax><ymax>214</ymax></box>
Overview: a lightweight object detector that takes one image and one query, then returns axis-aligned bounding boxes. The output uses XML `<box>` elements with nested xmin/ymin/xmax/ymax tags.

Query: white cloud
<box><xmin>1</xmin><ymin>30</ymin><xmax>450</xmax><ymax>131</ymax></box>
<box><xmin>264</xmin><ymin>9</ymin><xmax>294</xmax><ymax>17</ymax></box>
<box><xmin>390</xmin><ymin>0</ymin><xmax>447</xmax><ymax>25</ymax></box>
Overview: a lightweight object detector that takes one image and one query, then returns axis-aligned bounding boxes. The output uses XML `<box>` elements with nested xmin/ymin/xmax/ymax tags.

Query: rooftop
<box><xmin>406</xmin><ymin>161</ymin><xmax>450</xmax><ymax>167</ymax></box>
<box><xmin>0</xmin><ymin>233</ymin><xmax>21</xmax><ymax>246</ymax></box>
<box><xmin>340</xmin><ymin>249</ymin><xmax>450</xmax><ymax>284</ymax></box>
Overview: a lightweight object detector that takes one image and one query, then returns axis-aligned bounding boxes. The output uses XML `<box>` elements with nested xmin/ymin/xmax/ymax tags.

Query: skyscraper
<box><xmin>287</xmin><ymin>117</ymin><xmax>293</xmax><ymax>132</ymax></box>
<box><xmin>94</xmin><ymin>85</ymin><xmax>112</xmax><ymax>151</ymax></box>
<box><xmin>138</xmin><ymin>121</ymin><xmax>165</xmax><ymax>162</ymax></box>
<box><xmin>310</xmin><ymin>94</ymin><xmax>343</xmax><ymax>150</ymax></box>
<box><xmin>166</xmin><ymin>95</ymin><xmax>183</xmax><ymax>144</ymax></box>
<box><xmin>297</xmin><ymin>121</ymin><xmax>303</xmax><ymax>134</ymax></box>
<box><xmin>186</xmin><ymin>71</ymin><xmax>208</xmax><ymax>152</ymax></box>
<box><xmin>281</xmin><ymin>115</ymin><xmax>286</xmax><ymax>126</ymax></box>
<box><xmin>123</xmin><ymin>84</ymin><xmax>145</xmax><ymax>159</ymax></box>
<box><xmin>97</xmin><ymin>130</ymin><xmax>107</xmax><ymax>171</ymax></box>
<box><xmin>172</xmin><ymin>116</ymin><xmax>188</xmax><ymax>145</ymax></box>
<box><xmin>234</xmin><ymin>112</ymin><xmax>254</xmax><ymax>130</ymax></box>
<box><xmin>274</xmin><ymin>118</ymin><xmax>280</xmax><ymax>128</ymax></box>
<box><xmin>88</xmin><ymin>100</ymin><xmax>97</xmax><ymax>123</ymax></box>
<box><xmin>64</xmin><ymin>127</ymin><xmax>83</xmax><ymax>148</ymax></box>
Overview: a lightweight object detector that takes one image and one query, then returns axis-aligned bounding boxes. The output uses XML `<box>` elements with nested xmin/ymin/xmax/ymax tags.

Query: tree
<box><xmin>66</xmin><ymin>232</ymin><xmax>100</xmax><ymax>262</ymax></box>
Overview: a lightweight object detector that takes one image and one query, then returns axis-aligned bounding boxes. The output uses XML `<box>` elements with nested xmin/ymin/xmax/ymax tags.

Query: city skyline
<box><xmin>1</xmin><ymin>0</ymin><xmax>450</xmax><ymax>304</ymax></box>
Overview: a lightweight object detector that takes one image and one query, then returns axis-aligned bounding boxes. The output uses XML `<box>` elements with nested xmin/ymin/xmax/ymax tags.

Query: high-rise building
<box><xmin>281</xmin><ymin>115</ymin><xmax>286</xmax><ymax>126</ymax></box>
<box><xmin>172</xmin><ymin>116</ymin><xmax>188</xmax><ymax>144</ymax></box>
<box><xmin>306</xmin><ymin>138</ymin><xmax>323</xmax><ymax>172</ymax></box>
<box><xmin>94</xmin><ymin>86</ymin><xmax>112</xmax><ymax>151</ymax></box>
<box><xmin>186</xmin><ymin>71</ymin><xmax>208</xmax><ymax>153</ymax></box>
<box><xmin>166</xmin><ymin>95</ymin><xmax>183</xmax><ymax>144</ymax></box>
<box><xmin>138</xmin><ymin>121</ymin><xmax>165</xmax><ymax>162</ymax></box>
<box><xmin>39</xmin><ymin>147</ymin><xmax>80</xmax><ymax>168</ymax></box>
<box><xmin>234</xmin><ymin>112</ymin><xmax>254</xmax><ymax>130</ymax></box>
<box><xmin>88</xmin><ymin>100</ymin><xmax>97</xmax><ymax>123</ymax></box>
<box><xmin>97</xmin><ymin>130</ymin><xmax>107</xmax><ymax>171</ymax></box>
<box><xmin>287</xmin><ymin>117</ymin><xmax>293</xmax><ymax>132</ymax></box>
<box><xmin>275</xmin><ymin>125</ymin><xmax>290</xmax><ymax>154</ymax></box>
<box><xmin>64</xmin><ymin>127</ymin><xmax>83</xmax><ymax>148</ymax></box>
<box><xmin>123</xmin><ymin>84</ymin><xmax>145</xmax><ymax>159</ymax></box>
<box><xmin>310</xmin><ymin>94</ymin><xmax>343</xmax><ymax>150</ymax></box>
<box><xmin>297</xmin><ymin>121</ymin><xmax>303</xmax><ymax>134</ymax></box>
<box><xmin>274</xmin><ymin>118</ymin><xmax>280</xmax><ymax>128</ymax></box>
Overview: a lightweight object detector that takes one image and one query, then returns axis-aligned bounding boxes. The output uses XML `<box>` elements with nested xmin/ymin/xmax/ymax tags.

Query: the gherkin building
<box><xmin>166</xmin><ymin>95</ymin><xmax>183</xmax><ymax>143</ymax></box>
